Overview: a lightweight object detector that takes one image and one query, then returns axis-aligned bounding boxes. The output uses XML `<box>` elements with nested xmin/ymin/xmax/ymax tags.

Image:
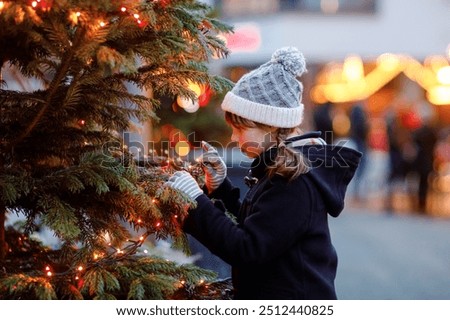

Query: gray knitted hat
<box><xmin>221</xmin><ymin>47</ymin><xmax>307</xmax><ymax>128</ymax></box>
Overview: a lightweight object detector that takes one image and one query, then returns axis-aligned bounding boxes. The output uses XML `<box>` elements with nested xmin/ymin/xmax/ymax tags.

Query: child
<box><xmin>166</xmin><ymin>47</ymin><xmax>361</xmax><ymax>299</ymax></box>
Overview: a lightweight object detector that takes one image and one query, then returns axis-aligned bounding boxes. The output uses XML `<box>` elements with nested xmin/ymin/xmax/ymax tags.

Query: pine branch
<box><xmin>10</xmin><ymin>26</ymin><xmax>87</xmax><ymax>148</ymax></box>
<box><xmin>1</xmin><ymin>274</ymin><xmax>57</xmax><ymax>300</ymax></box>
<box><xmin>1</xmin><ymin>0</ymin><xmax>233</xmax><ymax>299</ymax></box>
<box><xmin>0</xmin><ymin>205</ymin><xmax>5</xmax><ymax>262</ymax></box>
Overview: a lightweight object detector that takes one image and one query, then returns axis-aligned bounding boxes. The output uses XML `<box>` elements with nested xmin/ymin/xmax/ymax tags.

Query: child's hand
<box><xmin>199</xmin><ymin>141</ymin><xmax>227</xmax><ymax>193</ymax></box>
<box><xmin>165</xmin><ymin>171</ymin><xmax>203</xmax><ymax>200</ymax></box>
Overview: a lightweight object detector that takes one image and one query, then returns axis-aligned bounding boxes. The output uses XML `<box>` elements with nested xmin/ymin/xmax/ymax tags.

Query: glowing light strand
<box><xmin>40</xmin><ymin>232</ymin><xmax>152</xmax><ymax>279</ymax></box>
<box><xmin>0</xmin><ymin>1</ymin><xmax>148</xmax><ymax>28</ymax></box>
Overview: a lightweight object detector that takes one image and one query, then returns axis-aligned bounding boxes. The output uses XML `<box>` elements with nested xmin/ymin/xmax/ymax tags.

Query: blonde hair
<box><xmin>225</xmin><ymin>112</ymin><xmax>310</xmax><ymax>181</ymax></box>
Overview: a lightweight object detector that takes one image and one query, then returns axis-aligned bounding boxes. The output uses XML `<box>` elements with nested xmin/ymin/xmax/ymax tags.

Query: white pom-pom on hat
<box><xmin>271</xmin><ymin>46</ymin><xmax>307</xmax><ymax>77</ymax></box>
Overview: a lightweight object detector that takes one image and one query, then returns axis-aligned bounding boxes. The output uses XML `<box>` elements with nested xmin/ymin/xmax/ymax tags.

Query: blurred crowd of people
<box><xmin>312</xmin><ymin>99</ymin><xmax>449</xmax><ymax>216</ymax></box>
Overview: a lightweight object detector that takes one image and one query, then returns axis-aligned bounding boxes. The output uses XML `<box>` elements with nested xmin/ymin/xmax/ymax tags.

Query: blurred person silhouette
<box><xmin>349</xmin><ymin>103</ymin><xmax>369</xmax><ymax>202</ymax></box>
<box><xmin>313</xmin><ymin>101</ymin><xmax>334</xmax><ymax>144</ymax></box>
<box><xmin>434</xmin><ymin>128</ymin><xmax>450</xmax><ymax>167</ymax></box>
<box><xmin>165</xmin><ymin>47</ymin><xmax>361</xmax><ymax>299</ymax></box>
<box><xmin>385</xmin><ymin>106</ymin><xmax>419</xmax><ymax>213</ymax></box>
<box><xmin>412</xmin><ymin>102</ymin><xmax>438</xmax><ymax>213</ymax></box>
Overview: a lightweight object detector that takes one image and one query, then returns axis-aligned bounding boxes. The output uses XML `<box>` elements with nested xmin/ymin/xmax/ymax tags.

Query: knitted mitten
<box><xmin>165</xmin><ymin>171</ymin><xmax>203</xmax><ymax>200</ymax></box>
<box><xmin>199</xmin><ymin>141</ymin><xmax>227</xmax><ymax>193</ymax></box>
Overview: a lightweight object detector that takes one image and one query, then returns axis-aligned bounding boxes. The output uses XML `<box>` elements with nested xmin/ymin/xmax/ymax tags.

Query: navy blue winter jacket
<box><xmin>183</xmin><ymin>133</ymin><xmax>361</xmax><ymax>299</ymax></box>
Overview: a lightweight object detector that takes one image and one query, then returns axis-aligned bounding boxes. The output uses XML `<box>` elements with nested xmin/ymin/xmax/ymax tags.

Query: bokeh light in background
<box><xmin>175</xmin><ymin>81</ymin><xmax>213</xmax><ymax>113</ymax></box>
<box><xmin>175</xmin><ymin>141</ymin><xmax>191</xmax><ymax>157</ymax></box>
<box><xmin>311</xmin><ymin>54</ymin><xmax>450</xmax><ymax>106</ymax></box>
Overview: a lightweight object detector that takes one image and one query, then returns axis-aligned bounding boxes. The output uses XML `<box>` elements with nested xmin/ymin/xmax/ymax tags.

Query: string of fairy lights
<box><xmin>1</xmin><ymin>0</ymin><xmax>212</xmax><ymax>286</ymax></box>
<box><xmin>43</xmin><ymin>231</ymin><xmax>151</xmax><ymax>281</ymax></box>
<box><xmin>1</xmin><ymin>0</ymin><xmax>214</xmax><ymax>114</ymax></box>
<box><xmin>34</xmin><ymin>157</ymin><xmax>202</xmax><ymax>283</ymax></box>
<box><xmin>18</xmin><ymin>149</ymin><xmax>204</xmax><ymax>283</ymax></box>
<box><xmin>0</xmin><ymin>0</ymin><xmax>155</xmax><ymax>28</ymax></box>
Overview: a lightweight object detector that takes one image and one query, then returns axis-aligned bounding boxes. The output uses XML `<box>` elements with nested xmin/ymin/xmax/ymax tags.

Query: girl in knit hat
<box><xmin>166</xmin><ymin>47</ymin><xmax>361</xmax><ymax>299</ymax></box>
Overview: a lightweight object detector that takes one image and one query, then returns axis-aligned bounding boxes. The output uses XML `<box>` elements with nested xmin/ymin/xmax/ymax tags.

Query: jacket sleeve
<box><xmin>206</xmin><ymin>177</ymin><xmax>241</xmax><ymax>217</ymax></box>
<box><xmin>183</xmin><ymin>177</ymin><xmax>313</xmax><ymax>267</ymax></box>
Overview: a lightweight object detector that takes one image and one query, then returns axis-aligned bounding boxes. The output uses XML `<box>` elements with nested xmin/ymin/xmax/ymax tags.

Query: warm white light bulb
<box><xmin>437</xmin><ymin>66</ymin><xmax>450</xmax><ymax>85</ymax></box>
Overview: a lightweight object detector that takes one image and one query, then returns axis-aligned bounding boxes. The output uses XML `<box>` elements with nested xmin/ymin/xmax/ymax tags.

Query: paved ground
<box><xmin>330</xmin><ymin>208</ymin><xmax>450</xmax><ymax>300</ymax></box>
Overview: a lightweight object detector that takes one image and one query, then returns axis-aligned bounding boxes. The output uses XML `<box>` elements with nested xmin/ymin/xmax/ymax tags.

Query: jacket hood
<box><xmin>250</xmin><ymin>132</ymin><xmax>362</xmax><ymax>217</ymax></box>
<box><xmin>300</xmin><ymin>143</ymin><xmax>361</xmax><ymax>217</ymax></box>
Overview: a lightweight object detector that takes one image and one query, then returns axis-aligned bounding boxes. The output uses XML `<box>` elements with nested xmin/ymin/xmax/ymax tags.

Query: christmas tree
<box><xmin>0</xmin><ymin>0</ymin><xmax>233</xmax><ymax>299</ymax></box>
